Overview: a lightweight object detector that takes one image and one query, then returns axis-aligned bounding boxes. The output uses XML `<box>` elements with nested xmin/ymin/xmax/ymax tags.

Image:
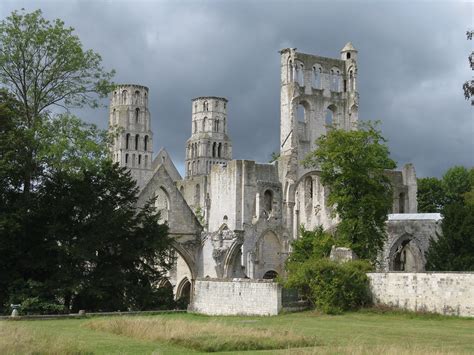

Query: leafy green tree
<box><xmin>417</xmin><ymin>177</ymin><xmax>444</xmax><ymax>212</ymax></box>
<box><xmin>0</xmin><ymin>9</ymin><xmax>114</xmax><ymax>195</ymax></box>
<box><xmin>463</xmin><ymin>30</ymin><xmax>473</xmax><ymax>105</ymax></box>
<box><xmin>303</xmin><ymin>122</ymin><xmax>396</xmax><ymax>262</ymax></box>
<box><xmin>425</xmin><ymin>166</ymin><xmax>474</xmax><ymax>271</ymax></box>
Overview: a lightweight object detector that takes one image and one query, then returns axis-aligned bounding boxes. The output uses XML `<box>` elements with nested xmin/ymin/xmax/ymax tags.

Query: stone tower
<box><xmin>278</xmin><ymin>44</ymin><xmax>360</xmax><ymax>237</ymax></box>
<box><xmin>109</xmin><ymin>84</ymin><xmax>154</xmax><ymax>189</ymax></box>
<box><xmin>279</xmin><ymin>43</ymin><xmax>359</xmax><ymax>164</ymax></box>
<box><xmin>185</xmin><ymin>96</ymin><xmax>232</xmax><ymax>178</ymax></box>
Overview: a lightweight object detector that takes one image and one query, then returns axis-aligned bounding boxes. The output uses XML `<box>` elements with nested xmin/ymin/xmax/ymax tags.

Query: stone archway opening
<box><xmin>390</xmin><ymin>237</ymin><xmax>424</xmax><ymax>272</ymax></box>
<box><xmin>263</xmin><ymin>270</ymin><xmax>279</xmax><ymax>280</ymax></box>
<box><xmin>176</xmin><ymin>277</ymin><xmax>191</xmax><ymax>309</ymax></box>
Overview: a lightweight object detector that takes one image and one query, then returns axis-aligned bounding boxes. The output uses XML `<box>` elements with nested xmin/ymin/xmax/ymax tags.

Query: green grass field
<box><xmin>1</xmin><ymin>310</ymin><xmax>473</xmax><ymax>354</ymax></box>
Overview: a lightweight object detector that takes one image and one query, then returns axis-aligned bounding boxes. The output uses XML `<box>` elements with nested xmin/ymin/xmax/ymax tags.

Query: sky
<box><xmin>1</xmin><ymin>0</ymin><xmax>472</xmax><ymax>178</ymax></box>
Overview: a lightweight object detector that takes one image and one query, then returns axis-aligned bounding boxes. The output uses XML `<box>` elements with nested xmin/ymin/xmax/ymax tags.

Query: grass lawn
<box><xmin>0</xmin><ymin>310</ymin><xmax>473</xmax><ymax>354</ymax></box>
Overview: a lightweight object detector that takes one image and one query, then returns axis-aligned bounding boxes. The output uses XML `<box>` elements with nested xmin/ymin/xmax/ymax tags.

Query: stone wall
<box><xmin>190</xmin><ymin>279</ymin><xmax>282</xmax><ymax>316</ymax></box>
<box><xmin>368</xmin><ymin>272</ymin><xmax>474</xmax><ymax>317</ymax></box>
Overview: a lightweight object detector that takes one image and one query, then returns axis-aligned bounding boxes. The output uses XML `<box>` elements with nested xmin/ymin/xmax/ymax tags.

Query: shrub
<box><xmin>286</xmin><ymin>259</ymin><xmax>372</xmax><ymax>314</ymax></box>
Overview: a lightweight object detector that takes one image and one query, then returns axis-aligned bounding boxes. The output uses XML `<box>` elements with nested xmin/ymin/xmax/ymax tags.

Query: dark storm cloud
<box><xmin>1</xmin><ymin>0</ymin><xmax>472</xmax><ymax>177</ymax></box>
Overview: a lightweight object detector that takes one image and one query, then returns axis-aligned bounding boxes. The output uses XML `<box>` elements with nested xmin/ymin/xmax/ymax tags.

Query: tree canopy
<box><xmin>303</xmin><ymin>121</ymin><xmax>396</xmax><ymax>262</ymax></box>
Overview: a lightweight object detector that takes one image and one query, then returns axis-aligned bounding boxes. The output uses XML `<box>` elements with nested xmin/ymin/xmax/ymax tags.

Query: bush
<box><xmin>286</xmin><ymin>259</ymin><xmax>372</xmax><ymax>314</ymax></box>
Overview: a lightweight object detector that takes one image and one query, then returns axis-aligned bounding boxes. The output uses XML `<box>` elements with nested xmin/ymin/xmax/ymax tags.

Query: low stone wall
<box><xmin>368</xmin><ymin>272</ymin><xmax>474</xmax><ymax>317</ymax></box>
<box><xmin>190</xmin><ymin>278</ymin><xmax>282</xmax><ymax>316</ymax></box>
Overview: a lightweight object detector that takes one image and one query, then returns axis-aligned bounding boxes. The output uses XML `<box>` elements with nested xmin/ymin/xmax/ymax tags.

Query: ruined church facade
<box><xmin>108</xmin><ymin>43</ymin><xmax>440</xmax><ymax>302</ymax></box>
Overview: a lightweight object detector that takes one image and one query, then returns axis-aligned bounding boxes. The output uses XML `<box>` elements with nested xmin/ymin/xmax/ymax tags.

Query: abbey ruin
<box><xmin>108</xmin><ymin>43</ymin><xmax>448</xmax><ymax>313</ymax></box>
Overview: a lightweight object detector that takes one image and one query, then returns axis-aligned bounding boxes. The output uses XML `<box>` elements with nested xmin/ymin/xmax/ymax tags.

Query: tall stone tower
<box><xmin>109</xmin><ymin>84</ymin><xmax>154</xmax><ymax>189</ymax></box>
<box><xmin>185</xmin><ymin>96</ymin><xmax>232</xmax><ymax>178</ymax></box>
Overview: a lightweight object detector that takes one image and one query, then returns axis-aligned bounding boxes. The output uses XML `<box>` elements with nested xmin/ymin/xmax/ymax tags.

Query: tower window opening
<box><xmin>135</xmin><ymin>108</ymin><xmax>140</xmax><ymax>123</ymax></box>
<box><xmin>138</xmin><ymin>154</ymin><xmax>141</xmax><ymax>165</ymax></box>
<box><xmin>288</xmin><ymin>60</ymin><xmax>294</xmax><ymax>82</ymax></box>
<box><xmin>144</xmin><ymin>135</ymin><xmax>148</xmax><ymax>151</ymax></box>
<box><xmin>347</xmin><ymin>52</ymin><xmax>351</xmax><ymax>59</ymax></box>
<box><xmin>325</xmin><ymin>105</ymin><xmax>336</xmax><ymax>128</ymax></box>
<box><xmin>215</xmin><ymin>119</ymin><xmax>220</xmax><ymax>132</ymax></box>
<box><xmin>135</xmin><ymin>134</ymin><xmax>139</xmax><ymax>150</ymax></box>
<box><xmin>122</xmin><ymin>90</ymin><xmax>127</xmax><ymax>104</ymax></box>
<box><xmin>263</xmin><ymin>189</ymin><xmax>273</xmax><ymax>213</ymax></box>
<box><xmin>218</xmin><ymin>143</ymin><xmax>222</xmax><ymax>158</ymax></box>
<box><xmin>296</xmin><ymin>104</ymin><xmax>306</xmax><ymax>123</ymax></box>
<box><xmin>312</xmin><ymin>66</ymin><xmax>321</xmax><ymax>89</ymax></box>
<box><xmin>125</xmin><ymin>133</ymin><xmax>130</xmax><ymax>149</ymax></box>
<box><xmin>134</xmin><ymin>90</ymin><xmax>140</xmax><ymax>104</ymax></box>
<box><xmin>132</xmin><ymin>154</ymin><xmax>135</xmax><ymax>167</ymax></box>
<box><xmin>125</xmin><ymin>153</ymin><xmax>129</xmax><ymax>165</ymax></box>
<box><xmin>203</xmin><ymin>101</ymin><xmax>208</xmax><ymax>111</ymax></box>
<box><xmin>399</xmin><ymin>192</ymin><xmax>405</xmax><ymax>213</ymax></box>
<box><xmin>202</xmin><ymin>117</ymin><xmax>207</xmax><ymax>131</ymax></box>
<box><xmin>212</xmin><ymin>142</ymin><xmax>217</xmax><ymax>158</ymax></box>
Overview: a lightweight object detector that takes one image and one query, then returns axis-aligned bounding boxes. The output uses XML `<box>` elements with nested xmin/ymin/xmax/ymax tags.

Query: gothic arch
<box><xmin>176</xmin><ymin>277</ymin><xmax>191</xmax><ymax>303</ymax></box>
<box><xmin>388</xmin><ymin>234</ymin><xmax>424</xmax><ymax>272</ymax></box>
<box><xmin>223</xmin><ymin>240</ymin><xmax>243</xmax><ymax>278</ymax></box>
<box><xmin>171</xmin><ymin>240</ymin><xmax>197</xmax><ymax>280</ymax></box>
<box><xmin>256</xmin><ymin>230</ymin><xmax>283</xmax><ymax>278</ymax></box>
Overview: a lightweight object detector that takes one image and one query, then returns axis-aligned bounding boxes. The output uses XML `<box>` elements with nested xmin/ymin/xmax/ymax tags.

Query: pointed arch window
<box><xmin>144</xmin><ymin>135</ymin><xmax>149</xmax><ymax>151</ymax></box>
<box><xmin>135</xmin><ymin>134</ymin><xmax>139</xmax><ymax>150</ymax></box>
<box><xmin>125</xmin><ymin>133</ymin><xmax>130</xmax><ymax>149</ymax></box>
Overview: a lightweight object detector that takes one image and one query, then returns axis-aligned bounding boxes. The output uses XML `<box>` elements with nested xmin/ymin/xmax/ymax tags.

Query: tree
<box><xmin>0</xmin><ymin>9</ymin><xmax>114</xmax><ymax>195</ymax></box>
<box><xmin>425</xmin><ymin>166</ymin><xmax>474</xmax><ymax>271</ymax></box>
<box><xmin>463</xmin><ymin>30</ymin><xmax>473</xmax><ymax>105</ymax></box>
<box><xmin>28</xmin><ymin>161</ymin><xmax>173</xmax><ymax>312</ymax></box>
<box><xmin>286</xmin><ymin>226</ymin><xmax>335</xmax><ymax>264</ymax></box>
<box><xmin>417</xmin><ymin>177</ymin><xmax>444</xmax><ymax>212</ymax></box>
<box><xmin>303</xmin><ymin>121</ymin><xmax>396</xmax><ymax>262</ymax></box>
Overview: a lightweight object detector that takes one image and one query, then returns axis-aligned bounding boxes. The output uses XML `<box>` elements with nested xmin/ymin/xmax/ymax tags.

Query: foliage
<box><xmin>286</xmin><ymin>225</ymin><xmax>335</xmax><ymax>264</ymax></box>
<box><xmin>285</xmin><ymin>258</ymin><xmax>372</xmax><ymax>314</ymax></box>
<box><xmin>417</xmin><ymin>177</ymin><xmax>445</xmax><ymax>213</ymax></box>
<box><xmin>424</xmin><ymin>166</ymin><xmax>474</xmax><ymax>271</ymax></box>
<box><xmin>194</xmin><ymin>206</ymin><xmax>205</xmax><ymax>226</ymax></box>
<box><xmin>463</xmin><ymin>30</ymin><xmax>473</xmax><ymax>105</ymax></box>
<box><xmin>0</xmin><ymin>9</ymin><xmax>114</xmax><ymax>196</ymax></box>
<box><xmin>269</xmin><ymin>151</ymin><xmax>280</xmax><ymax>163</ymax></box>
<box><xmin>303</xmin><ymin>121</ymin><xmax>396</xmax><ymax>262</ymax></box>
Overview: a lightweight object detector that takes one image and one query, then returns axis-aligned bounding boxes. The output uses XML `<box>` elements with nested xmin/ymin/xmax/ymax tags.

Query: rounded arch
<box><xmin>263</xmin><ymin>189</ymin><xmax>273</xmax><ymax>213</ymax></box>
<box><xmin>296</xmin><ymin>100</ymin><xmax>311</xmax><ymax>123</ymax></box>
<box><xmin>325</xmin><ymin>104</ymin><xmax>337</xmax><ymax>128</ymax></box>
<box><xmin>295</xmin><ymin>60</ymin><xmax>305</xmax><ymax>86</ymax></box>
<box><xmin>263</xmin><ymin>270</ymin><xmax>278</xmax><ymax>279</ymax></box>
<box><xmin>312</xmin><ymin>64</ymin><xmax>322</xmax><ymax>89</ymax></box>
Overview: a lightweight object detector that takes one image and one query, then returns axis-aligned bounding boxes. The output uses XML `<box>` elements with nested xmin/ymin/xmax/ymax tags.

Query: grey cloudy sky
<box><xmin>1</xmin><ymin>0</ymin><xmax>472</xmax><ymax>177</ymax></box>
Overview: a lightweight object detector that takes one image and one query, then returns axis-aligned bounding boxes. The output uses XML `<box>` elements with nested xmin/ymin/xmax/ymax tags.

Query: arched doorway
<box><xmin>389</xmin><ymin>236</ymin><xmax>424</xmax><ymax>272</ymax></box>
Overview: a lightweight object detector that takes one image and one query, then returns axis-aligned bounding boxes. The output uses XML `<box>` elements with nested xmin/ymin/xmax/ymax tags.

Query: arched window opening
<box><xmin>305</xmin><ymin>176</ymin><xmax>313</xmax><ymax>201</ymax></box>
<box><xmin>134</xmin><ymin>90</ymin><xmax>140</xmax><ymax>104</ymax></box>
<box><xmin>325</xmin><ymin>105</ymin><xmax>336</xmax><ymax>128</ymax></box>
<box><xmin>144</xmin><ymin>135</ymin><xmax>149</xmax><ymax>151</ymax></box>
<box><xmin>135</xmin><ymin>134</ymin><xmax>139</xmax><ymax>150</ymax></box>
<box><xmin>218</xmin><ymin>143</ymin><xmax>222</xmax><ymax>158</ymax></box>
<box><xmin>125</xmin><ymin>153</ymin><xmax>129</xmax><ymax>165</ymax></box>
<box><xmin>297</xmin><ymin>104</ymin><xmax>306</xmax><ymax>123</ymax></box>
<box><xmin>176</xmin><ymin>278</ymin><xmax>191</xmax><ymax>306</ymax></box>
<box><xmin>263</xmin><ymin>270</ymin><xmax>278</xmax><ymax>279</ymax></box>
<box><xmin>125</xmin><ymin>133</ymin><xmax>130</xmax><ymax>149</ymax></box>
<box><xmin>187</xmin><ymin>162</ymin><xmax>191</xmax><ymax>176</ymax></box>
<box><xmin>138</xmin><ymin>154</ymin><xmax>141</xmax><ymax>166</ymax></box>
<box><xmin>195</xmin><ymin>184</ymin><xmax>201</xmax><ymax>205</ymax></box>
<box><xmin>202</xmin><ymin>117</ymin><xmax>207</xmax><ymax>131</ymax></box>
<box><xmin>203</xmin><ymin>101</ymin><xmax>208</xmax><ymax>111</ymax></box>
<box><xmin>295</xmin><ymin>62</ymin><xmax>304</xmax><ymax>86</ymax></box>
<box><xmin>135</xmin><ymin>108</ymin><xmax>139</xmax><ymax>123</ymax></box>
<box><xmin>399</xmin><ymin>192</ymin><xmax>405</xmax><ymax>213</ymax></box>
<box><xmin>122</xmin><ymin>90</ymin><xmax>128</xmax><ymax>104</ymax></box>
<box><xmin>155</xmin><ymin>187</ymin><xmax>170</xmax><ymax>224</ymax></box>
<box><xmin>347</xmin><ymin>52</ymin><xmax>351</xmax><ymax>60</ymax></box>
<box><xmin>263</xmin><ymin>189</ymin><xmax>273</xmax><ymax>213</ymax></box>
<box><xmin>192</xmin><ymin>161</ymin><xmax>196</xmax><ymax>174</ymax></box>
<box><xmin>312</xmin><ymin>66</ymin><xmax>321</xmax><ymax>89</ymax></box>
<box><xmin>212</xmin><ymin>142</ymin><xmax>217</xmax><ymax>158</ymax></box>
